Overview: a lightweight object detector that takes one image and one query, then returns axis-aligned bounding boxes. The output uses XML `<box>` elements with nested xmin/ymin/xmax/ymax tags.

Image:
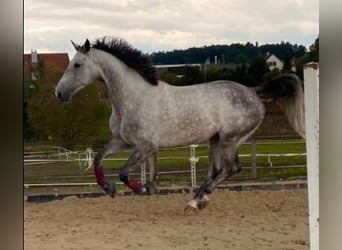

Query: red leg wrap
<box><xmin>94</xmin><ymin>165</ymin><xmax>106</xmax><ymax>187</ymax></box>
<box><xmin>127</xmin><ymin>179</ymin><xmax>143</xmax><ymax>193</ymax></box>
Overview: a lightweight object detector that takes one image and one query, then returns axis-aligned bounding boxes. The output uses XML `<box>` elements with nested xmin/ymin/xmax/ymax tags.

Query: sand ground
<box><xmin>24</xmin><ymin>189</ymin><xmax>309</xmax><ymax>250</ymax></box>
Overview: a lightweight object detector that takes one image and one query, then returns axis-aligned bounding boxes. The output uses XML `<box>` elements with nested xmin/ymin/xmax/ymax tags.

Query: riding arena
<box><xmin>25</xmin><ymin>36</ymin><xmax>319</xmax><ymax>250</ymax></box>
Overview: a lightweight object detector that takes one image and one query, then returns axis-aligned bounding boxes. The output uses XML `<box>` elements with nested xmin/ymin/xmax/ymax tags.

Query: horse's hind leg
<box><xmin>119</xmin><ymin>145</ymin><xmax>157</xmax><ymax>194</ymax></box>
<box><xmin>185</xmin><ymin>135</ymin><xmax>223</xmax><ymax>211</ymax></box>
<box><xmin>194</xmin><ymin>134</ymin><xmax>222</xmax><ymax>206</ymax></box>
<box><xmin>207</xmin><ymin>134</ymin><xmax>221</xmax><ymax>179</ymax></box>
<box><xmin>185</xmin><ymin>140</ymin><xmax>241</xmax><ymax>212</ymax></box>
<box><xmin>199</xmin><ymin>152</ymin><xmax>241</xmax><ymax>195</ymax></box>
<box><xmin>93</xmin><ymin>138</ymin><xmax>130</xmax><ymax>197</ymax></box>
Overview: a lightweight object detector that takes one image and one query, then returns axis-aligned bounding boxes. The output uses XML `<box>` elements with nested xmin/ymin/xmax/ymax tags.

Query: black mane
<box><xmin>92</xmin><ymin>37</ymin><xmax>158</xmax><ymax>85</ymax></box>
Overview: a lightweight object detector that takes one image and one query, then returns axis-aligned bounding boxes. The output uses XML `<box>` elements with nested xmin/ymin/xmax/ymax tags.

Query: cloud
<box><xmin>24</xmin><ymin>0</ymin><xmax>319</xmax><ymax>56</ymax></box>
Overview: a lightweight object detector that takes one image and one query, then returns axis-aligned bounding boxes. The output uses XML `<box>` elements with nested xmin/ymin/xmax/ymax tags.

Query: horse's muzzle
<box><xmin>55</xmin><ymin>90</ymin><xmax>69</xmax><ymax>102</ymax></box>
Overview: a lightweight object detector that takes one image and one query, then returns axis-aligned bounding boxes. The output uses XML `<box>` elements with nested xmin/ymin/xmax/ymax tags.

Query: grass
<box><xmin>24</xmin><ymin>139</ymin><xmax>307</xmax><ymax>184</ymax></box>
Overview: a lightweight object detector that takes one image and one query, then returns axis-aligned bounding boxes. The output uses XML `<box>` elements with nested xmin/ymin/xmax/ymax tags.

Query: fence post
<box><xmin>304</xmin><ymin>62</ymin><xmax>319</xmax><ymax>250</ymax></box>
<box><xmin>251</xmin><ymin>137</ymin><xmax>257</xmax><ymax>179</ymax></box>
<box><xmin>141</xmin><ymin>162</ymin><xmax>146</xmax><ymax>185</ymax></box>
<box><xmin>189</xmin><ymin>144</ymin><xmax>199</xmax><ymax>187</ymax></box>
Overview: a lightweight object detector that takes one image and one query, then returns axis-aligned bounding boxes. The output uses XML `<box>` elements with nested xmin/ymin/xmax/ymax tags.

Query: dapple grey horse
<box><xmin>55</xmin><ymin>37</ymin><xmax>305</xmax><ymax>211</ymax></box>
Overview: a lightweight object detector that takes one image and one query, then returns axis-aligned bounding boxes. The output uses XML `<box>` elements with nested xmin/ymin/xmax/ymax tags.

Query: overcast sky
<box><xmin>24</xmin><ymin>0</ymin><xmax>319</xmax><ymax>58</ymax></box>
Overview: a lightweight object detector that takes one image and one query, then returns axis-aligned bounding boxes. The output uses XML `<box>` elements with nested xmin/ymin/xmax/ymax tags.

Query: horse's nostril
<box><xmin>56</xmin><ymin>90</ymin><xmax>69</xmax><ymax>102</ymax></box>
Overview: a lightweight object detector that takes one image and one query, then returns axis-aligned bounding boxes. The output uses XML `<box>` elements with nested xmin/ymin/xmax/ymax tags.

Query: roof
<box><xmin>24</xmin><ymin>52</ymin><xmax>69</xmax><ymax>72</ymax></box>
<box><xmin>266</xmin><ymin>53</ymin><xmax>282</xmax><ymax>62</ymax></box>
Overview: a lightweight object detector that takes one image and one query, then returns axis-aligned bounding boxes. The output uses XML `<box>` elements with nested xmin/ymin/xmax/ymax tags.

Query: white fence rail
<box><xmin>25</xmin><ymin>139</ymin><xmax>306</xmax><ymax>188</ymax></box>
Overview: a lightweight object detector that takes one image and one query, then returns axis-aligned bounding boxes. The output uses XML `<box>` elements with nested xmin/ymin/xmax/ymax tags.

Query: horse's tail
<box><xmin>254</xmin><ymin>74</ymin><xmax>305</xmax><ymax>139</ymax></box>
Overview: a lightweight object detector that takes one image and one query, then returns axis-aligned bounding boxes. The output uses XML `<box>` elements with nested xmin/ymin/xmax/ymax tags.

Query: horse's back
<box><xmin>165</xmin><ymin>80</ymin><xmax>264</xmax><ymax>122</ymax></box>
<box><xmin>155</xmin><ymin>80</ymin><xmax>264</xmax><ymax>147</ymax></box>
<box><xmin>202</xmin><ymin>80</ymin><xmax>265</xmax><ymax>131</ymax></box>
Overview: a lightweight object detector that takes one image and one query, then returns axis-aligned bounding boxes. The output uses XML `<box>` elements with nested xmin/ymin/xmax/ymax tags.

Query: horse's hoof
<box><xmin>197</xmin><ymin>199</ymin><xmax>209</xmax><ymax>210</ymax></box>
<box><xmin>144</xmin><ymin>181</ymin><xmax>156</xmax><ymax>195</ymax></box>
<box><xmin>197</xmin><ymin>196</ymin><xmax>209</xmax><ymax>210</ymax></box>
<box><xmin>184</xmin><ymin>200</ymin><xmax>199</xmax><ymax>213</ymax></box>
<box><xmin>184</xmin><ymin>205</ymin><xmax>199</xmax><ymax>213</ymax></box>
<box><xmin>104</xmin><ymin>182</ymin><xmax>116</xmax><ymax>198</ymax></box>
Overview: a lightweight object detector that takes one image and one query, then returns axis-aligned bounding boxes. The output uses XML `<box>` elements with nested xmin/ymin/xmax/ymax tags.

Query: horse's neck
<box><xmin>91</xmin><ymin>49</ymin><xmax>151</xmax><ymax>112</ymax></box>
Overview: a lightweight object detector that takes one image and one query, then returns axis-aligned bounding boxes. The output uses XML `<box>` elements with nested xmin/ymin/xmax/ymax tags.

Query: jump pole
<box><xmin>304</xmin><ymin>62</ymin><xmax>319</xmax><ymax>250</ymax></box>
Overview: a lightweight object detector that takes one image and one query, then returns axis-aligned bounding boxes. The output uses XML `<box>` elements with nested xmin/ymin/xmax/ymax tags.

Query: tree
<box><xmin>282</xmin><ymin>55</ymin><xmax>293</xmax><ymax>73</ymax></box>
<box><xmin>236</xmin><ymin>53</ymin><xmax>249</xmax><ymax>65</ymax></box>
<box><xmin>27</xmin><ymin>64</ymin><xmax>111</xmax><ymax>147</ymax></box>
<box><xmin>24</xmin><ymin>69</ymin><xmax>37</xmax><ymax>141</ymax></box>
<box><xmin>248</xmin><ymin>56</ymin><xmax>269</xmax><ymax>84</ymax></box>
<box><xmin>159</xmin><ymin>71</ymin><xmax>182</xmax><ymax>85</ymax></box>
<box><xmin>151</xmin><ymin>41</ymin><xmax>306</xmax><ymax>65</ymax></box>
<box><xmin>263</xmin><ymin>68</ymin><xmax>281</xmax><ymax>81</ymax></box>
<box><xmin>180</xmin><ymin>66</ymin><xmax>203</xmax><ymax>85</ymax></box>
<box><xmin>309</xmin><ymin>36</ymin><xmax>319</xmax><ymax>62</ymax></box>
<box><xmin>296</xmin><ymin>36</ymin><xmax>319</xmax><ymax>78</ymax></box>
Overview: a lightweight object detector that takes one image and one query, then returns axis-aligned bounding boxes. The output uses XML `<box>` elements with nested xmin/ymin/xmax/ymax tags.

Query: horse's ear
<box><xmin>71</xmin><ymin>40</ymin><xmax>81</xmax><ymax>51</ymax></box>
<box><xmin>82</xmin><ymin>39</ymin><xmax>91</xmax><ymax>53</ymax></box>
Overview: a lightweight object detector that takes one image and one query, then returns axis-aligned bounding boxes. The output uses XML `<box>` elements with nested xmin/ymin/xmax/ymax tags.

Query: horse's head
<box><xmin>55</xmin><ymin>39</ymin><xmax>101</xmax><ymax>102</ymax></box>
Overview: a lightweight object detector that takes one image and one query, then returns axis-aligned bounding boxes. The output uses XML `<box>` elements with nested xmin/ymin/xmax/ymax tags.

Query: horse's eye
<box><xmin>74</xmin><ymin>63</ymin><xmax>81</xmax><ymax>68</ymax></box>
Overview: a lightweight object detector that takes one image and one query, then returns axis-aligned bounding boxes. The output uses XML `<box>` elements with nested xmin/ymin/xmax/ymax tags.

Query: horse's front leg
<box><xmin>119</xmin><ymin>147</ymin><xmax>157</xmax><ymax>194</ymax></box>
<box><xmin>93</xmin><ymin>138</ymin><xmax>130</xmax><ymax>197</ymax></box>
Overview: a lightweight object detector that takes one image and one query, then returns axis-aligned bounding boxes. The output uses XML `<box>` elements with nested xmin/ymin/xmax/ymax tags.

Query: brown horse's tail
<box><xmin>254</xmin><ymin>74</ymin><xmax>305</xmax><ymax>139</ymax></box>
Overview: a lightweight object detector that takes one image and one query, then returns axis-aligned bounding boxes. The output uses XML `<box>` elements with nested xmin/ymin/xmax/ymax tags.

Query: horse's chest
<box><xmin>110</xmin><ymin>105</ymin><xmax>156</xmax><ymax>145</ymax></box>
<box><xmin>117</xmin><ymin>118</ymin><xmax>145</xmax><ymax>145</ymax></box>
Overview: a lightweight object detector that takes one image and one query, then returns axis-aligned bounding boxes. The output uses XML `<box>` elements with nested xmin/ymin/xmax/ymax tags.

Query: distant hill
<box><xmin>150</xmin><ymin>42</ymin><xmax>306</xmax><ymax>65</ymax></box>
